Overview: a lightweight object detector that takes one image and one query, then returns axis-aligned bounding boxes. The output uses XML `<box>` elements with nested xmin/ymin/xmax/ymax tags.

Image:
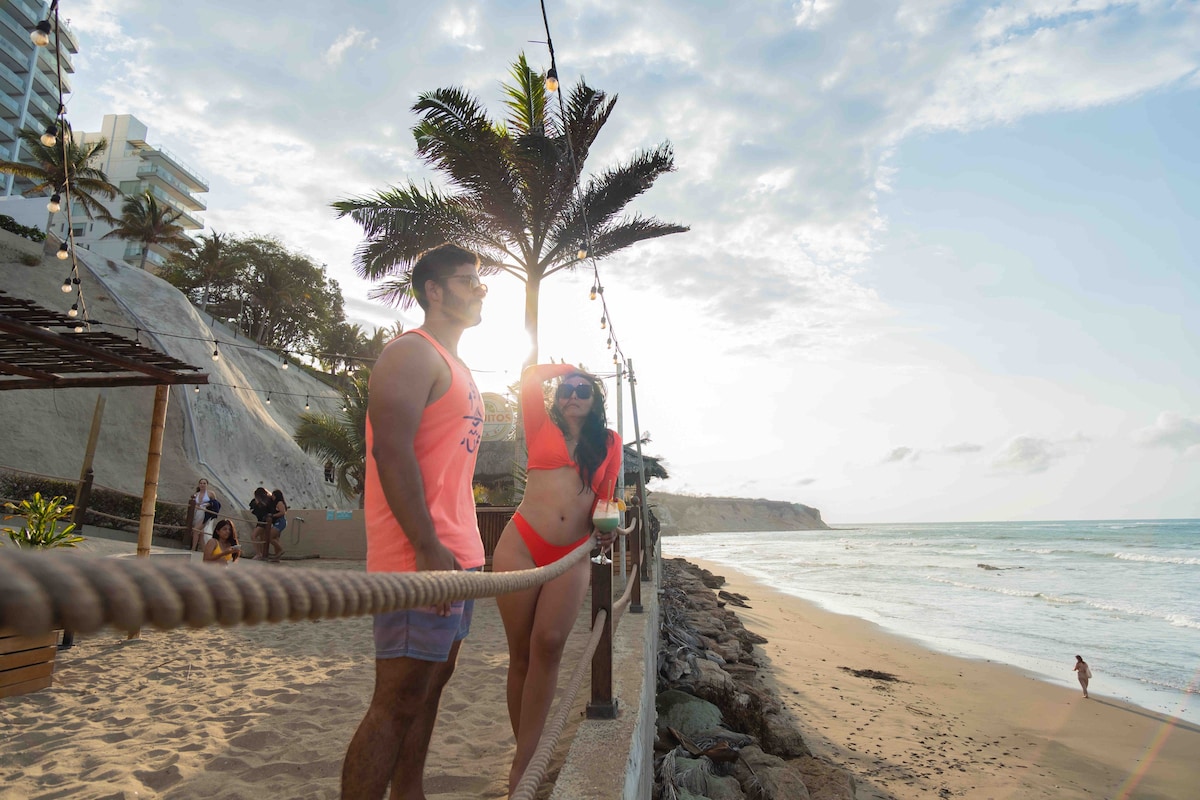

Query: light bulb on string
<box><xmin>544</xmin><ymin>67</ymin><xmax>559</xmax><ymax>93</ymax></box>
<box><xmin>47</xmin><ymin>194</ymin><xmax>60</xmax><ymax>213</ymax></box>
<box><xmin>304</xmin><ymin>396</ymin><xmax>310</xmax><ymax>410</ymax></box>
<box><xmin>613</xmin><ymin>353</ymin><xmax>619</xmax><ymax>365</ymax></box>
<box><xmin>67</xmin><ymin>303</ymin><xmax>78</xmax><ymax>318</ymax></box>
<box><xmin>194</xmin><ymin>385</ymin><xmax>200</xmax><ymax>394</ymax></box>
<box><xmin>266</xmin><ymin>393</ymin><xmax>271</xmax><ymax>405</ymax></box>
<box><xmin>30</xmin><ymin>20</ymin><xmax>51</xmax><ymax>47</ymax></box>
<box><xmin>600</xmin><ymin>315</ymin><xmax>606</xmax><ymax>330</ymax></box>
<box><xmin>281</xmin><ymin>358</ymin><xmax>289</xmax><ymax>370</ymax></box>
<box><xmin>56</xmin><ymin>242</ymin><xmax>69</xmax><ymax>260</ymax></box>
<box><xmin>212</xmin><ymin>343</ymin><xmax>220</xmax><ymax>361</ymax></box>
<box><xmin>589</xmin><ymin>284</ymin><xmax>597</xmax><ymax>301</ymax></box>
<box><xmin>40</xmin><ymin>123</ymin><xmax>57</xmax><ymax>148</ymax></box>
<box><xmin>60</xmin><ymin>276</ymin><xmax>72</xmax><ymax>293</ymax></box>
<box><xmin>341</xmin><ymin>404</ymin><xmax>348</xmax><ymax>412</ymax></box>
<box><xmin>577</xmin><ymin>248</ymin><xmax>587</xmax><ymax>260</ymax></box>
<box><xmin>74</xmin><ymin>323</ymin><xmax>83</xmax><ymax>333</ymax></box>
<box><xmin>606</xmin><ymin>337</ymin><xmax>612</xmax><ymax>349</ymax></box>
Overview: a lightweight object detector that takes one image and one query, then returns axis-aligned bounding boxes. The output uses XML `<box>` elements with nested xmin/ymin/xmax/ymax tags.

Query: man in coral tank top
<box><xmin>342</xmin><ymin>243</ymin><xmax>487</xmax><ymax>799</ymax></box>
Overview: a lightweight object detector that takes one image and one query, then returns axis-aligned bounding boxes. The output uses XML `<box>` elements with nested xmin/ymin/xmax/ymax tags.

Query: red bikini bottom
<box><xmin>512</xmin><ymin>511</ymin><xmax>590</xmax><ymax>568</ymax></box>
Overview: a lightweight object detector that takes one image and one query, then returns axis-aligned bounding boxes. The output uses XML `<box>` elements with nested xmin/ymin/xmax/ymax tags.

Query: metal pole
<box><xmin>626</xmin><ymin>359</ymin><xmax>652</xmax><ymax>589</ymax></box>
<box><xmin>615</xmin><ymin>367</ymin><xmax>626</xmax><ymax>580</ymax></box>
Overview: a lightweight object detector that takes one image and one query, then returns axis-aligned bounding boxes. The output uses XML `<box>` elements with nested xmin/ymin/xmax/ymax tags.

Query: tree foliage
<box><xmin>293</xmin><ymin>371</ymin><xmax>369</xmax><ymax>505</ymax></box>
<box><xmin>333</xmin><ymin>53</ymin><xmax>688</xmax><ymax>365</ymax></box>
<box><xmin>101</xmin><ymin>190</ymin><xmax>194</xmax><ymax>271</ymax></box>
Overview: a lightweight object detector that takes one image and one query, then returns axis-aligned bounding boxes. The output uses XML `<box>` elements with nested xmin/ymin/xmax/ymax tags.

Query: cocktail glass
<box><xmin>591</xmin><ymin>500</ymin><xmax>621</xmax><ymax>565</ymax></box>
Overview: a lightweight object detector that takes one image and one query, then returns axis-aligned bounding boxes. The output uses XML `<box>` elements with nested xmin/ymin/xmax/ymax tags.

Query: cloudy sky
<box><xmin>58</xmin><ymin>0</ymin><xmax>1199</xmax><ymax>523</ymax></box>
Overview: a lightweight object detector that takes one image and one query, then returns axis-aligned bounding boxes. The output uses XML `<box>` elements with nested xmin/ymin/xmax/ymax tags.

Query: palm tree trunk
<box><xmin>524</xmin><ymin>273</ymin><xmax>540</xmax><ymax>369</ymax></box>
<box><xmin>138</xmin><ymin>242</ymin><xmax>149</xmax><ymax>272</ymax></box>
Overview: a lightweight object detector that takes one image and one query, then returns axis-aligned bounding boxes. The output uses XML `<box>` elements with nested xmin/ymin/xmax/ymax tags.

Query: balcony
<box><xmin>0</xmin><ymin>60</ymin><xmax>22</xmax><ymax>95</ymax></box>
<box><xmin>0</xmin><ymin>90</ymin><xmax>20</xmax><ymax>120</ymax></box>
<box><xmin>140</xmin><ymin>146</ymin><xmax>208</xmax><ymax>192</ymax></box>
<box><xmin>136</xmin><ymin>164</ymin><xmax>206</xmax><ymax>211</ymax></box>
<box><xmin>1</xmin><ymin>0</ymin><xmax>40</xmax><ymax>25</ymax></box>
<box><xmin>144</xmin><ymin>184</ymin><xmax>204</xmax><ymax>230</ymax></box>
<box><xmin>0</xmin><ymin>31</ymin><xmax>27</xmax><ymax>73</ymax></box>
<box><xmin>123</xmin><ymin>245</ymin><xmax>167</xmax><ymax>269</ymax></box>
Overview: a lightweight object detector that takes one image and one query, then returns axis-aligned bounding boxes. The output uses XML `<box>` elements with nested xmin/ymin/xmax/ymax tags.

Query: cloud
<box><xmin>323</xmin><ymin>28</ymin><xmax>379</xmax><ymax>66</ymax></box>
<box><xmin>989</xmin><ymin>434</ymin><xmax>1090</xmax><ymax>474</ymax></box>
<box><xmin>794</xmin><ymin>477</ymin><xmax>817</xmax><ymax>486</ymax></box>
<box><xmin>883</xmin><ymin>446</ymin><xmax>918</xmax><ymax>464</ymax></box>
<box><xmin>942</xmin><ymin>442</ymin><xmax>984</xmax><ymax>455</ymax></box>
<box><xmin>1133</xmin><ymin>412</ymin><xmax>1200</xmax><ymax>454</ymax></box>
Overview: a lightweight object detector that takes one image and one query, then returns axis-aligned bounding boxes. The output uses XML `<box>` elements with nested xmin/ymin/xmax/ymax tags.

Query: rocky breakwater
<box><xmin>655</xmin><ymin>558</ymin><xmax>855</xmax><ymax>800</ymax></box>
<box><xmin>652</xmin><ymin>493</ymin><xmax>829</xmax><ymax>535</ymax></box>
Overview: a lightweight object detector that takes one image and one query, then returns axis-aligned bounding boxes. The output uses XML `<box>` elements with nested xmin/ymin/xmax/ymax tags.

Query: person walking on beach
<box><xmin>341</xmin><ymin>244</ymin><xmax>486</xmax><ymax>799</ymax></box>
<box><xmin>190</xmin><ymin>479</ymin><xmax>218</xmax><ymax>552</ymax></box>
<box><xmin>1074</xmin><ymin>654</ymin><xmax>1092</xmax><ymax>698</ymax></box>
<box><xmin>266</xmin><ymin>488</ymin><xmax>288</xmax><ymax>562</ymax></box>
<box><xmin>492</xmin><ymin>365</ymin><xmax>621</xmax><ymax>794</ymax></box>
<box><xmin>248</xmin><ymin>487</ymin><xmax>273</xmax><ymax>560</ymax></box>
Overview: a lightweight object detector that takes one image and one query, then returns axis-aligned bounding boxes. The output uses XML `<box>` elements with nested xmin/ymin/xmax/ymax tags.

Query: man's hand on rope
<box><xmin>413</xmin><ymin>539</ymin><xmax>462</xmax><ymax>616</ymax></box>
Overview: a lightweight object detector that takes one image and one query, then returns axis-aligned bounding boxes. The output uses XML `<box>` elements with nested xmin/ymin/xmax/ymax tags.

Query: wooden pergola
<box><xmin>0</xmin><ymin>289</ymin><xmax>207</xmax><ymax>555</ymax></box>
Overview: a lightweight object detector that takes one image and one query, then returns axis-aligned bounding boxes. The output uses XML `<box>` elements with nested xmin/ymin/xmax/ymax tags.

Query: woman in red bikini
<box><xmin>493</xmin><ymin>363</ymin><xmax>622</xmax><ymax>793</ymax></box>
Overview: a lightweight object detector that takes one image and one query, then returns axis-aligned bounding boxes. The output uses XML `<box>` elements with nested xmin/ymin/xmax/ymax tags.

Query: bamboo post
<box><xmin>626</xmin><ymin>359</ymin><xmax>651</xmax><ymax>584</ymax></box>
<box><xmin>136</xmin><ymin>385</ymin><xmax>170</xmax><ymax>557</ymax></box>
<box><xmin>72</xmin><ymin>390</ymin><xmax>107</xmax><ymax>521</ymax></box>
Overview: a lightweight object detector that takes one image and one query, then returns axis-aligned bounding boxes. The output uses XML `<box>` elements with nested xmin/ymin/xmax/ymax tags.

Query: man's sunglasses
<box><xmin>556</xmin><ymin>383</ymin><xmax>594</xmax><ymax>400</ymax></box>
<box><xmin>441</xmin><ymin>274</ymin><xmax>488</xmax><ymax>293</ymax></box>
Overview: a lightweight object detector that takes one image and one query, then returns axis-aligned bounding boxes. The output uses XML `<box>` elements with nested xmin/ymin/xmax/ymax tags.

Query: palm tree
<box><xmin>333</xmin><ymin>53</ymin><xmax>688</xmax><ymax>365</ymax></box>
<box><xmin>0</xmin><ymin>121</ymin><xmax>119</xmax><ymax>234</ymax></box>
<box><xmin>294</xmin><ymin>371</ymin><xmax>369</xmax><ymax>506</ymax></box>
<box><xmin>191</xmin><ymin>231</ymin><xmax>243</xmax><ymax>311</ymax></box>
<box><xmin>102</xmin><ymin>190</ymin><xmax>193</xmax><ymax>271</ymax></box>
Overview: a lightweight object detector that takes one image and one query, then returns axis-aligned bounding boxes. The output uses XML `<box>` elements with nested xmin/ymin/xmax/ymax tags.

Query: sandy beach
<box><xmin>0</xmin><ymin>537</ymin><xmax>590</xmax><ymax>800</ymax></box>
<box><xmin>685</xmin><ymin>556</ymin><xmax>1200</xmax><ymax>800</ymax></box>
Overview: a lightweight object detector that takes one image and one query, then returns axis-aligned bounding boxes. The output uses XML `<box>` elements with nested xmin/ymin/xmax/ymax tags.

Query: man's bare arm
<box><xmin>369</xmin><ymin>335</ymin><xmax>459</xmax><ymax>575</ymax></box>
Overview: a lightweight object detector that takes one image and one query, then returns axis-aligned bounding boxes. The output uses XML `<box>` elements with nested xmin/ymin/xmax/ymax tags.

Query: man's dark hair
<box><xmin>411</xmin><ymin>244</ymin><xmax>480</xmax><ymax>311</ymax></box>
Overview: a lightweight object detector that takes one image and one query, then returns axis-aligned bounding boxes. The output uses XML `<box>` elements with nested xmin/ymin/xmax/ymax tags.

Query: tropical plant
<box><xmin>234</xmin><ymin>236</ymin><xmax>346</xmax><ymax>351</ymax></box>
<box><xmin>101</xmin><ymin>190</ymin><xmax>194</xmax><ymax>271</ymax></box>
<box><xmin>333</xmin><ymin>53</ymin><xmax>688</xmax><ymax>365</ymax></box>
<box><xmin>293</xmin><ymin>370</ymin><xmax>369</xmax><ymax>506</ymax></box>
<box><xmin>159</xmin><ymin>230</ymin><xmax>244</xmax><ymax>311</ymax></box>
<box><xmin>0</xmin><ymin>121</ymin><xmax>119</xmax><ymax>234</ymax></box>
<box><xmin>1</xmin><ymin>492</ymin><xmax>84</xmax><ymax>548</ymax></box>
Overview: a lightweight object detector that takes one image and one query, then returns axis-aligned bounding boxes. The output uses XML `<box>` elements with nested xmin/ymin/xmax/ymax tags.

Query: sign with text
<box><xmin>482</xmin><ymin>392</ymin><xmax>516</xmax><ymax>441</ymax></box>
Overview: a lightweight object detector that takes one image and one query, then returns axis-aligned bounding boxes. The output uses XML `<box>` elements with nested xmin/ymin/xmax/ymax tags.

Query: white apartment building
<box><xmin>71</xmin><ymin>113</ymin><xmax>208</xmax><ymax>271</ymax></box>
<box><xmin>0</xmin><ymin>0</ymin><xmax>79</xmax><ymax>196</ymax></box>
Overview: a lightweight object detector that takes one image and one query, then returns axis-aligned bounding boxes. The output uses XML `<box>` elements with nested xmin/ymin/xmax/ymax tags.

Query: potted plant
<box><xmin>0</xmin><ymin>492</ymin><xmax>83</xmax><ymax>697</ymax></box>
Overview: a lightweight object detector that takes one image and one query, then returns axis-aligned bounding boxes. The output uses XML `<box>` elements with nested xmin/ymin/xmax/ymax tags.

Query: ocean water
<box><xmin>663</xmin><ymin>519</ymin><xmax>1200</xmax><ymax>725</ymax></box>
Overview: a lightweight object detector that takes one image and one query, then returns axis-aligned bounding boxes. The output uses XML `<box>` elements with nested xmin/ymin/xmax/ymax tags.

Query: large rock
<box><xmin>653</xmin><ymin>492</ymin><xmax>828</xmax><ymax>534</ymax></box>
<box><xmin>760</xmin><ymin>711</ymin><xmax>811</xmax><ymax>759</ymax></box>
<box><xmin>731</xmin><ymin>746</ymin><xmax>811</xmax><ymax>800</ymax></box>
<box><xmin>657</xmin><ymin>690</ymin><xmax>723</xmax><ymax>739</ymax></box>
<box><xmin>674</xmin><ymin>756</ymin><xmax>745</xmax><ymax>800</ymax></box>
<box><xmin>794</xmin><ymin>756</ymin><xmax>856</xmax><ymax>800</ymax></box>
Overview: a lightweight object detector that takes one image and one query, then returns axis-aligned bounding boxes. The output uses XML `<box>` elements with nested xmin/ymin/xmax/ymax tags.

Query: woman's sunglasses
<box><xmin>556</xmin><ymin>383</ymin><xmax>594</xmax><ymax>400</ymax></box>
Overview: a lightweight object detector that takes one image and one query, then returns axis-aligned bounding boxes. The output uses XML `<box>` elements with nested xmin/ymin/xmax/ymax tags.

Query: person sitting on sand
<box><xmin>1074</xmin><ymin>655</ymin><xmax>1091</xmax><ymax>698</ymax></box>
<box><xmin>203</xmin><ymin>519</ymin><xmax>241</xmax><ymax>566</ymax></box>
<box><xmin>492</xmin><ymin>364</ymin><xmax>621</xmax><ymax>794</ymax></box>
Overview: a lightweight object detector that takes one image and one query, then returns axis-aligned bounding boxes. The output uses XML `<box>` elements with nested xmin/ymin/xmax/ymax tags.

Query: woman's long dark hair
<box><xmin>549</xmin><ymin>372</ymin><xmax>614</xmax><ymax>495</ymax></box>
<box><xmin>213</xmin><ymin>519</ymin><xmax>239</xmax><ymax>549</ymax></box>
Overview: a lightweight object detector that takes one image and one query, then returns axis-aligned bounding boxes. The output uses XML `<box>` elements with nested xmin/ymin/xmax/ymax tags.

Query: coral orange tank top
<box><xmin>364</xmin><ymin>329</ymin><xmax>484</xmax><ymax>573</ymax></box>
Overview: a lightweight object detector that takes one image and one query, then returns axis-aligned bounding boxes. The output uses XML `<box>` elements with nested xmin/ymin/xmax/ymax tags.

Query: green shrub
<box><xmin>19</xmin><ymin>253</ymin><xmax>40</xmax><ymax>266</ymax></box>
<box><xmin>0</xmin><ymin>214</ymin><xmax>47</xmax><ymax>242</ymax></box>
<box><xmin>0</xmin><ymin>471</ymin><xmax>189</xmax><ymax>541</ymax></box>
<box><xmin>2</xmin><ymin>492</ymin><xmax>84</xmax><ymax>548</ymax></box>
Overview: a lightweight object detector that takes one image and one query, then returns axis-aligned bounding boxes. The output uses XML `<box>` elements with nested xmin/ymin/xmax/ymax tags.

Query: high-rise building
<box><xmin>71</xmin><ymin>113</ymin><xmax>208</xmax><ymax>271</ymax></box>
<box><xmin>0</xmin><ymin>0</ymin><xmax>79</xmax><ymax>197</ymax></box>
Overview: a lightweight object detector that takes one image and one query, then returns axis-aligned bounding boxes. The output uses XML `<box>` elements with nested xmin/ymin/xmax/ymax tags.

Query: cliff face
<box><xmin>651</xmin><ymin>492</ymin><xmax>828</xmax><ymax>534</ymax></box>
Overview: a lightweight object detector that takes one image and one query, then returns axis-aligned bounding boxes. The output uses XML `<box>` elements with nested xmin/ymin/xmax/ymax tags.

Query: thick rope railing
<box><xmin>510</xmin><ymin>563</ymin><xmax>640</xmax><ymax>800</ymax></box>
<box><xmin>0</xmin><ymin>540</ymin><xmax>593</xmax><ymax>637</ymax></box>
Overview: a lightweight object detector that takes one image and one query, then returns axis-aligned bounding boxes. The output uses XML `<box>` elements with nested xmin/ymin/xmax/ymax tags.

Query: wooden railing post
<box><xmin>72</xmin><ymin>468</ymin><xmax>94</xmax><ymax>528</ymax></box>
<box><xmin>628</xmin><ymin>508</ymin><xmax>643</xmax><ymax>614</ymax></box>
<box><xmin>586</xmin><ymin>552</ymin><xmax>616</xmax><ymax>719</ymax></box>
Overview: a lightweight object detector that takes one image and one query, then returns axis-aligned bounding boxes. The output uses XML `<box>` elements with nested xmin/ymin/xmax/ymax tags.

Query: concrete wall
<box><xmin>273</xmin><ymin>508</ymin><xmax>366</xmax><ymax>560</ymax></box>
<box><xmin>549</xmin><ymin>574</ymin><xmax>660</xmax><ymax>800</ymax></box>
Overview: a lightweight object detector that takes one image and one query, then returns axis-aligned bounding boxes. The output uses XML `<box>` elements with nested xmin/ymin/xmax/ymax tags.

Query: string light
<box><xmin>40</xmin><ymin>123</ymin><xmax>57</xmax><ymax>147</ymax></box>
<box><xmin>194</xmin><ymin>385</ymin><xmax>200</xmax><ymax>393</ymax></box>
<box><xmin>56</xmin><ymin>242</ymin><xmax>68</xmax><ymax>260</ymax></box>
<box><xmin>73</xmin><ymin>323</ymin><xmax>83</xmax><ymax>333</ymax></box>
<box><xmin>304</xmin><ymin>396</ymin><xmax>310</xmax><ymax>410</ymax></box>
<box><xmin>281</xmin><ymin>358</ymin><xmax>289</xmax><ymax>370</ymax></box>
<box><xmin>211</xmin><ymin>342</ymin><xmax>220</xmax><ymax>361</ymax></box>
<box><xmin>29</xmin><ymin>19</ymin><xmax>51</xmax><ymax>47</ymax></box>
<box><xmin>544</xmin><ymin>67</ymin><xmax>559</xmax><ymax>93</ymax></box>
<box><xmin>589</xmin><ymin>284</ymin><xmax>597</xmax><ymax>301</ymax></box>
<box><xmin>600</xmin><ymin>315</ymin><xmax>606</xmax><ymax>330</ymax></box>
<box><xmin>47</xmin><ymin>193</ymin><xmax>60</xmax><ymax>212</ymax></box>
<box><xmin>577</xmin><ymin>248</ymin><xmax>587</xmax><ymax>260</ymax></box>
<box><xmin>60</xmin><ymin>276</ymin><xmax>72</xmax><ymax>293</ymax></box>
<box><xmin>265</xmin><ymin>393</ymin><xmax>271</xmax><ymax>405</ymax></box>
<box><xmin>67</xmin><ymin>303</ymin><xmax>78</xmax><ymax>318</ymax></box>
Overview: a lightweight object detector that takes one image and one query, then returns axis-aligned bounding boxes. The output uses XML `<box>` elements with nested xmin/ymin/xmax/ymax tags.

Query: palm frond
<box><xmin>502</xmin><ymin>53</ymin><xmax>548</xmax><ymax>137</ymax></box>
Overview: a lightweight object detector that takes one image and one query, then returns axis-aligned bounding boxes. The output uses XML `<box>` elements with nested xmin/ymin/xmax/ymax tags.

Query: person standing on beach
<box><xmin>342</xmin><ymin>244</ymin><xmax>486</xmax><ymax>799</ymax></box>
<box><xmin>1074</xmin><ymin>655</ymin><xmax>1091</xmax><ymax>698</ymax></box>
<box><xmin>190</xmin><ymin>479</ymin><xmax>217</xmax><ymax>551</ymax></box>
<box><xmin>492</xmin><ymin>365</ymin><xmax>621</xmax><ymax>794</ymax></box>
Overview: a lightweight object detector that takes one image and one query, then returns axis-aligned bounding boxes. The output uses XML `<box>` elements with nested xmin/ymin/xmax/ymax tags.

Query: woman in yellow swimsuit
<box><xmin>203</xmin><ymin>519</ymin><xmax>242</xmax><ymax>566</ymax></box>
